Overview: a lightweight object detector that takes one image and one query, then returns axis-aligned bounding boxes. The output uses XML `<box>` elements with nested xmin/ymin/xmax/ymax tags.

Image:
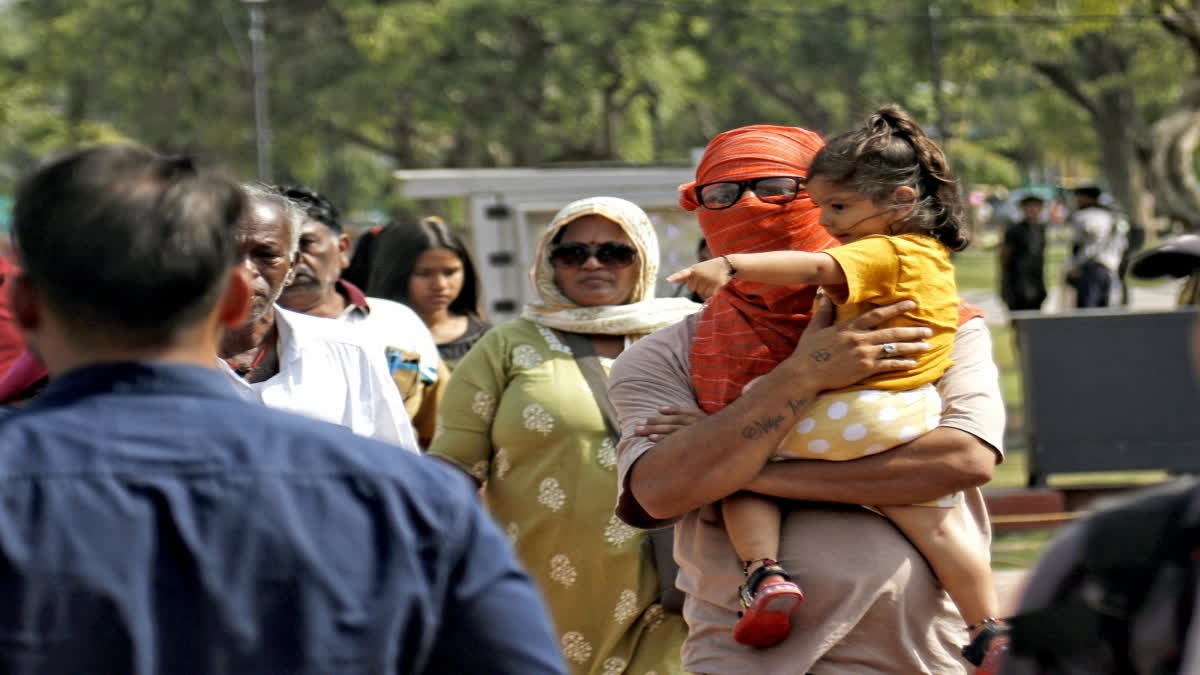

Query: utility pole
<box><xmin>927</xmin><ymin>3</ymin><xmax>948</xmax><ymax>140</ymax></box>
<box><xmin>244</xmin><ymin>0</ymin><xmax>272</xmax><ymax>182</ymax></box>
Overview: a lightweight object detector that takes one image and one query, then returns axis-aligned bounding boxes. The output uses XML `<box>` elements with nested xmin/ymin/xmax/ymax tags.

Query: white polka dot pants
<box><xmin>774</xmin><ymin>384</ymin><xmax>942</xmax><ymax>462</ymax></box>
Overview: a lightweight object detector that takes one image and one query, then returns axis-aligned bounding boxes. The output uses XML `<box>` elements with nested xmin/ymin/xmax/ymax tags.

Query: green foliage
<box><xmin>0</xmin><ymin>0</ymin><xmax>1186</xmax><ymax>212</ymax></box>
<box><xmin>947</xmin><ymin>138</ymin><xmax>1022</xmax><ymax>186</ymax></box>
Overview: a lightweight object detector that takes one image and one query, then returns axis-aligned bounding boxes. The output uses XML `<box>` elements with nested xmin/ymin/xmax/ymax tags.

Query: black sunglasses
<box><xmin>549</xmin><ymin>242</ymin><xmax>638</xmax><ymax>269</ymax></box>
<box><xmin>694</xmin><ymin>176</ymin><xmax>806</xmax><ymax>210</ymax></box>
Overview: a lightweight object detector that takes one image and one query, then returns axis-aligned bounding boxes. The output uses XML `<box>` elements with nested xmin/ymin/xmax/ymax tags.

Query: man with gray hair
<box><xmin>218</xmin><ymin>184</ymin><xmax>417</xmax><ymax>448</ymax></box>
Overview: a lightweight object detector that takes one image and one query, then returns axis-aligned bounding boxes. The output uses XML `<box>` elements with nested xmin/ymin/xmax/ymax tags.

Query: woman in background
<box><xmin>368</xmin><ymin>217</ymin><xmax>491</xmax><ymax>371</ymax></box>
<box><xmin>430</xmin><ymin>196</ymin><xmax>698</xmax><ymax>675</ymax></box>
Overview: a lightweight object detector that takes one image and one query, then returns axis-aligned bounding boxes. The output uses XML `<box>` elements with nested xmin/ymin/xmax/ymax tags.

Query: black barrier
<box><xmin>1010</xmin><ymin>307</ymin><xmax>1200</xmax><ymax>486</ymax></box>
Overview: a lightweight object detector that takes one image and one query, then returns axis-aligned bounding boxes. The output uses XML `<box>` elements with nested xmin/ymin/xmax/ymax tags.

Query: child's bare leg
<box><xmin>878</xmin><ymin>502</ymin><xmax>999</xmax><ymax>632</ymax></box>
<box><xmin>723</xmin><ymin>492</ymin><xmax>803</xmax><ymax>648</ymax></box>
<box><xmin>723</xmin><ymin>492</ymin><xmax>783</xmax><ymax>577</ymax></box>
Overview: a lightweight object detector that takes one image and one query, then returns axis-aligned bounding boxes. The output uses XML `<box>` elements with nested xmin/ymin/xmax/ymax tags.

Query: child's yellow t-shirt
<box><xmin>822</xmin><ymin>233</ymin><xmax>957</xmax><ymax>392</ymax></box>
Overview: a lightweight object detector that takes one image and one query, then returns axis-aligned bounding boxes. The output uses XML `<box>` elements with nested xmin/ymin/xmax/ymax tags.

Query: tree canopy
<box><xmin>0</xmin><ymin>0</ymin><xmax>1194</xmax><ymax>228</ymax></box>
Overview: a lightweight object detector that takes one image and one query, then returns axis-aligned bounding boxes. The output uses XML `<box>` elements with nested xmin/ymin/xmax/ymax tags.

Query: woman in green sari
<box><xmin>429</xmin><ymin>196</ymin><xmax>698</xmax><ymax>675</ymax></box>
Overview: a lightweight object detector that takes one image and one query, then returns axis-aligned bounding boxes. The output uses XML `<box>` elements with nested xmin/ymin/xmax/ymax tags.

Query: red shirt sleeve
<box><xmin>0</xmin><ymin>256</ymin><xmax>26</xmax><ymax>378</ymax></box>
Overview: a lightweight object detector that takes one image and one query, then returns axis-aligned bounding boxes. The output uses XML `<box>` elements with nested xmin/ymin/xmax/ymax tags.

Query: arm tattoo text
<box><xmin>786</xmin><ymin>398</ymin><xmax>808</xmax><ymax>416</ymax></box>
<box><xmin>742</xmin><ymin>414</ymin><xmax>785</xmax><ymax>440</ymax></box>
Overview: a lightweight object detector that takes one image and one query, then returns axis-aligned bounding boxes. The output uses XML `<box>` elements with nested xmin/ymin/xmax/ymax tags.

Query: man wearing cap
<box><xmin>1065</xmin><ymin>186</ymin><xmax>1127</xmax><ymax>308</ymax></box>
<box><xmin>275</xmin><ymin>185</ymin><xmax>445</xmax><ymax>448</ymax></box>
<box><xmin>999</xmin><ymin>195</ymin><xmax>1049</xmax><ymax>313</ymax></box>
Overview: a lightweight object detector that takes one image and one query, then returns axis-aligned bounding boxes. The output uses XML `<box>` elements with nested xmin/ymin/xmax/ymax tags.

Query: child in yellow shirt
<box><xmin>670</xmin><ymin>104</ymin><xmax>1005</xmax><ymax>671</ymax></box>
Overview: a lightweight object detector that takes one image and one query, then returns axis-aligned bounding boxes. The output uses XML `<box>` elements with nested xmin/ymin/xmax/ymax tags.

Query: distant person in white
<box><xmin>273</xmin><ymin>185</ymin><xmax>444</xmax><ymax>448</ymax></box>
<box><xmin>1066</xmin><ymin>185</ymin><xmax>1128</xmax><ymax>308</ymax></box>
<box><xmin>217</xmin><ymin>185</ymin><xmax>418</xmax><ymax>450</ymax></box>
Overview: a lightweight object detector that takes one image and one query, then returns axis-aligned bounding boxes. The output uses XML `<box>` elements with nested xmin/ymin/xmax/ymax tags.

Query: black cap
<box><xmin>1018</xmin><ymin>194</ymin><xmax>1045</xmax><ymax>206</ymax></box>
<box><xmin>1129</xmin><ymin>234</ymin><xmax>1200</xmax><ymax>279</ymax></box>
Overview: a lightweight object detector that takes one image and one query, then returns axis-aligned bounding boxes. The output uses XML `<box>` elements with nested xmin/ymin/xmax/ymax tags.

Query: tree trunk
<box><xmin>1147</xmin><ymin>78</ymin><xmax>1200</xmax><ymax>230</ymax></box>
<box><xmin>599</xmin><ymin>82</ymin><xmax>621</xmax><ymax>160</ymax></box>
<box><xmin>1147</xmin><ymin>1</ymin><xmax>1200</xmax><ymax>231</ymax></box>
<box><xmin>66</xmin><ymin>74</ymin><xmax>90</xmax><ymax>145</ymax></box>
<box><xmin>647</xmin><ymin>86</ymin><xmax>663</xmax><ymax>162</ymax></box>
<box><xmin>1033</xmin><ymin>33</ymin><xmax>1153</xmax><ymax>225</ymax></box>
<box><xmin>1094</xmin><ymin>111</ymin><xmax>1153</xmax><ymax>228</ymax></box>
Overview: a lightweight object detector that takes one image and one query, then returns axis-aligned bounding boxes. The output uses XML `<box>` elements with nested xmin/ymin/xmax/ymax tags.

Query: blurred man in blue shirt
<box><xmin>0</xmin><ymin>145</ymin><xmax>564</xmax><ymax>675</ymax></box>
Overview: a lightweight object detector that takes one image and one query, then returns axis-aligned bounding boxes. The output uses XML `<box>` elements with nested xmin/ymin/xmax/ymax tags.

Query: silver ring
<box><xmin>881</xmin><ymin>343</ymin><xmax>896</xmax><ymax>355</ymax></box>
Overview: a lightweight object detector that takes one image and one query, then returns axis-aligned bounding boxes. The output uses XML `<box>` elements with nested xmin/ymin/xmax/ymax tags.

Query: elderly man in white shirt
<box><xmin>274</xmin><ymin>185</ymin><xmax>445</xmax><ymax>447</ymax></box>
<box><xmin>218</xmin><ymin>184</ymin><xmax>418</xmax><ymax>450</ymax></box>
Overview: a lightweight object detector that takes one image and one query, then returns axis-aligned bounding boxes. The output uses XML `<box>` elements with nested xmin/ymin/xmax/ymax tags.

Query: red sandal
<box><xmin>731</xmin><ymin>561</ymin><xmax>804</xmax><ymax>648</ymax></box>
<box><xmin>961</xmin><ymin>618</ymin><xmax>1010</xmax><ymax>674</ymax></box>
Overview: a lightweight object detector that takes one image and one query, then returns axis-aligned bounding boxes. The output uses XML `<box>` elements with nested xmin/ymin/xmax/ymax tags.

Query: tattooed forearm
<box><xmin>786</xmin><ymin>398</ymin><xmax>809</xmax><ymax>416</ymax></box>
<box><xmin>741</xmin><ymin>414</ymin><xmax>785</xmax><ymax>440</ymax></box>
<box><xmin>742</xmin><ymin>398</ymin><xmax>810</xmax><ymax>439</ymax></box>
<box><xmin>810</xmin><ymin>349</ymin><xmax>831</xmax><ymax>362</ymax></box>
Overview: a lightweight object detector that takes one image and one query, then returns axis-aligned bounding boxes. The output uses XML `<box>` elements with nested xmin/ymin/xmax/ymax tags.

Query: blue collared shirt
<box><xmin>0</xmin><ymin>362</ymin><xmax>564</xmax><ymax>675</ymax></box>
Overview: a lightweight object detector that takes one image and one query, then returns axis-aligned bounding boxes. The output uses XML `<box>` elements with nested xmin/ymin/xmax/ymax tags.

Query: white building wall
<box><xmin>394</xmin><ymin>167</ymin><xmax>703</xmax><ymax>324</ymax></box>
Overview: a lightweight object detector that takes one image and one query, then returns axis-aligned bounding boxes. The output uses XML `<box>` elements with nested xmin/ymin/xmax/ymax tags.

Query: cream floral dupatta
<box><xmin>522</xmin><ymin>196</ymin><xmax>700</xmax><ymax>336</ymax></box>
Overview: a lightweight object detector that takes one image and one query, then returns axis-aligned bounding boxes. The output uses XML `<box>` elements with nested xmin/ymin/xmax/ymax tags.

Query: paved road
<box><xmin>994</xmin><ymin>569</ymin><xmax>1028</xmax><ymax>615</ymax></box>
<box><xmin>971</xmin><ymin>279</ymin><xmax>1184</xmax><ymax>597</ymax></box>
<box><xmin>963</xmin><ymin>278</ymin><xmax>1184</xmax><ymax>326</ymax></box>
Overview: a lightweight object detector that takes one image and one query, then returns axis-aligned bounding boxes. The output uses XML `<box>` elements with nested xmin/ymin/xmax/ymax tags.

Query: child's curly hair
<box><xmin>808</xmin><ymin>104</ymin><xmax>969</xmax><ymax>251</ymax></box>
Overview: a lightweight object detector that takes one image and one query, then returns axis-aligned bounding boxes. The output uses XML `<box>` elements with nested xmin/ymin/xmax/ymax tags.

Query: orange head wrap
<box><xmin>681</xmin><ymin>125</ymin><xmax>838</xmax><ymax>413</ymax></box>
<box><xmin>683</xmin><ymin>125</ymin><xmax>985</xmax><ymax>413</ymax></box>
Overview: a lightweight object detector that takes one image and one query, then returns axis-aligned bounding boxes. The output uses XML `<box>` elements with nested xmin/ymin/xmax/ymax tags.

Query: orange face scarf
<box><xmin>683</xmin><ymin>126</ymin><xmax>985</xmax><ymax>413</ymax></box>
<box><xmin>681</xmin><ymin>125</ymin><xmax>837</xmax><ymax>413</ymax></box>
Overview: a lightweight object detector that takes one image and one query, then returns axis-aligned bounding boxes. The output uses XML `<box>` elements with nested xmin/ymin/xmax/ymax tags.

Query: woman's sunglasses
<box><xmin>549</xmin><ymin>242</ymin><xmax>638</xmax><ymax>269</ymax></box>
<box><xmin>694</xmin><ymin>176</ymin><xmax>806</xmax><ymax>210</ymax></box>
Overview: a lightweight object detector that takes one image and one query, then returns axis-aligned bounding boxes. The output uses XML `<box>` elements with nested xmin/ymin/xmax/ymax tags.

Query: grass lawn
<box><xmin>953</xmin><ymin>238</ymin><xmax>1170</xmax><ymax>568</ymax></box>
<box><xmin>951</xmin><ymin>248</ymin><xmax>998</xmax><ymax>293</ymax></box>
<box><xmin>992</xmin><ymin>529</ymin><xmax>1058</xmax><ymax>570</ymax></box>
<box><xmin>952</xmin><ymin>239</ymin><xmax>1060</xmax><ymax>460</ymax></box>
<box><xmin>951</xmin><ymin>238</ymin><xmax>1070</xmax><ymax>295</ymax></box>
